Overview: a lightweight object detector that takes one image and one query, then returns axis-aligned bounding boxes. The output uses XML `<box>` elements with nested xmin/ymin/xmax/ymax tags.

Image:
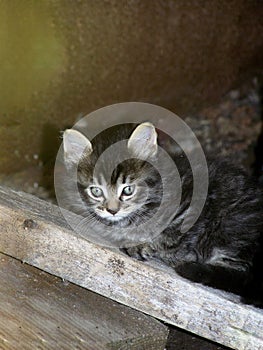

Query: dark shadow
<box><xmin>166</xmin><ymin>324</ymin><xmax>230</xmax><ymax>350</ymax></box>
<box><xmin>253</xmin><ymin>81</ymin><xmax>263</xmax><ymax>184</ymax></box>
<box><xmin>39</xmin><ymin>123</ymin><xmax>62</xmax><ymax>200</ymax></box>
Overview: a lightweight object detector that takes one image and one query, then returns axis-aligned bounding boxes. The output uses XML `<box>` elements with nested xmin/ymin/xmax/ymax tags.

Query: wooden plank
<box><xmin>0</xmin><ymin>185</ymin><xmax>262</xmax><ymax>350</ymax></box>
<box><xmin>0</xmin><ymin>253</ymin><xmax>168</xmax><ymax>350</ymax></box>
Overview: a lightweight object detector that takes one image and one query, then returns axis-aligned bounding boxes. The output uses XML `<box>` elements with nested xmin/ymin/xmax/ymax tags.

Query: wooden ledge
<box><xmin>0</xmin><ymin>185</ymin><xmax>262</xmax><ymax>350</ymax></box>
<box><xmin>0</xmin><ymin>253</ymin><xmax>168</xmax><ymax>349</ymax></box>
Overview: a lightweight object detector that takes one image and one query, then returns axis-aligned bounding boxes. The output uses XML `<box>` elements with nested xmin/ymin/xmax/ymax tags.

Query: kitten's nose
<box><xmin>106</xmin><ymin>208</ymin><xmax>119</xmax><ymax>215</ymax></box>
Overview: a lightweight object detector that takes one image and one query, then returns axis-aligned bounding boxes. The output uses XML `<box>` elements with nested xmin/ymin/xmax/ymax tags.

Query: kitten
<box><xmin>62</xmin><ymin>122</ymin><xmax>263</xmax><ymax>307</ymax></box>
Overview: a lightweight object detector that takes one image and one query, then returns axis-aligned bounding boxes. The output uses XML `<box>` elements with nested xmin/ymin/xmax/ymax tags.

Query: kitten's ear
<box><xmin>128</xmin><ymin>122</ymin><xmax>158</xmax><ymax>158</ymax></box>
<box><xmin>63</xmin><ymin>129</ymin><xmax>92</xmax><ymax>168</ymax></box>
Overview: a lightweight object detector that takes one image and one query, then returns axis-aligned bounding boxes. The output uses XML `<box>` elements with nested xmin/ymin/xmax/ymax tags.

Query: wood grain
<box><xmin>0</xmin><ymin>185</ymin><xmax>262</xmax><ymax>350</ymax></box>
<box><xmin>0</xmin><ymin>253</ymin><xmax>168</xmax><ymax>350</ymax></box>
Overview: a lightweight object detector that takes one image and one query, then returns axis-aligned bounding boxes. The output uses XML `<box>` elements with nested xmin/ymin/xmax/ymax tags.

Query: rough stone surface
<box><xmin>185</xmin><ymin>78</ymin><xmax>262</xmax><ymax>168</ymax></box>
<box><xmin>0</xmin><ymin>0</ymin><xmax>263</xmax><ymax>173</ymax></box>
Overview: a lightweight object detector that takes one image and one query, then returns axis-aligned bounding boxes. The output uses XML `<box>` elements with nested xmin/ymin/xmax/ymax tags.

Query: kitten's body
<box><xmin>63</xmin><ymin>123</ymin><xmax>263</xmax><ymax>307</ymax></box>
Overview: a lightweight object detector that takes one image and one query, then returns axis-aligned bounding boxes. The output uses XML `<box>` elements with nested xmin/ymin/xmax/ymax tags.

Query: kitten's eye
<box><xmin>122</xmin><ymin>185</ymin><xmax>135</xmax><ymax>196</ymax></box>
<box><xmin>89</xmin><ymin>186</ymin><xmax>103</xmax><ymax>198</ymax></box>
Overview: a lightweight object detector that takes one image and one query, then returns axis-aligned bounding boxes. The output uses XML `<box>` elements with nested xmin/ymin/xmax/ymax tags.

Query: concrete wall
<box><xmin>0</xmin><ymin>0</ymin><xmax>263</xmax><ymax>173</ymax></box>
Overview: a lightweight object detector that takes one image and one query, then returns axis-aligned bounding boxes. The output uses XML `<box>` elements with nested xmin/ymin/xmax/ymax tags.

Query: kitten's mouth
<box><xmin>95</xmin><ymin>211</ymin><xmax>128</xmax><ymax>224</ymax></box>
<box><xmin>104</xmin><ymin>215</ymin><xmax>124</xmax><ymax>222</ymax></box>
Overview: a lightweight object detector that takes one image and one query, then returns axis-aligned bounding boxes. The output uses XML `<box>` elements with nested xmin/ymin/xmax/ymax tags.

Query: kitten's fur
<box><xmin>63</xmin><ymin>123</ymin><xmax>263</xmax><ymax>307</ymax></box>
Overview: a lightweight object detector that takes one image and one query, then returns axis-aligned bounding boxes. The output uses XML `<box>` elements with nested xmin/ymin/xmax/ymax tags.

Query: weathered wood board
<box><xmin>0</xmin><ymin>185</ymin><xmax>262</xmax><ymax>350</ymax></box>
<box><xmin>0</xmin><ymin>253</ymin><xmax>168</xmax><ymax>350</ymax></box>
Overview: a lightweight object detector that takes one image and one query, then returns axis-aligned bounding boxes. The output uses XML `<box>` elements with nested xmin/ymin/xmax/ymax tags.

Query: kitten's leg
<box><xmin>122</xmin><ymin>244</ymin><xmax>247</xmax><ymax>293</ymax></box>
<box><xmin>174</xmin><ymin>262</ymin><xmax>249</xmax><ymax>295</ymax></box>
<box><xmin>121</xmin><ymin>244</ymin><xmax>156</xmax><ymax>261</ymax></box>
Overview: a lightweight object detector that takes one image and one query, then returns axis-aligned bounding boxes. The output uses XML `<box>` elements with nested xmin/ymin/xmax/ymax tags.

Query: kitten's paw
<box><xmin>121</xmin><ymin>244</ymin><xmax>155</xmax><ymax>261</ymax></box>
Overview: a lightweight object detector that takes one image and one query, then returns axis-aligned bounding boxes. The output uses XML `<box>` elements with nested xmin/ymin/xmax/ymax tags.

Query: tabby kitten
<box><xmin>63</xmin><ymin>122</ymin><xmax>263</xmax><ymax>307</ymax></box>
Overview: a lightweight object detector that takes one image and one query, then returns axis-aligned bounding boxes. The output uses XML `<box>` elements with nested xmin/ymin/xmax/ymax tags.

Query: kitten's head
<box><xmin>63</xmin><ymin>123</ymin><xmax>162</xmax><ymax>226</ymax></box>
